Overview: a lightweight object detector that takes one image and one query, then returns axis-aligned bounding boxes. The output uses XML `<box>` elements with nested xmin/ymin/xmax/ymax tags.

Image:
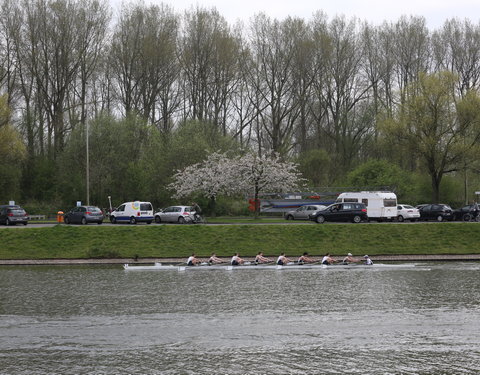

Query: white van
<box><xmin>110</xmin><ymin>201</ymin><xmax>154</xmax><ymax>224</ymax></box>
<box><xmin>336</xmin><ymin>191</ymin><xmax>397</xmax><ymax>221</ymax></box>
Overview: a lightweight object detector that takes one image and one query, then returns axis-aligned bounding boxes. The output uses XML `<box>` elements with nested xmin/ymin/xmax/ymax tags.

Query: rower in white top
<box><xmin>276</xmin><ymin>252</ymin><xmax>291</xmax><ymax>265</ymax></box>
<box><xmin>231</xmin><ymin>253</ymin><xmax>244</xmax><ymax>266</ymax></box>
<box><xmin>364</xmin><ymin>255</ymin><xmax>374</xmax><ymax>265</ymax></box>
<box><xmin>321</xmin><ymin>253</ymin><xmax>335</xmax><ymax>265</ymax></box>
<box><xmin>186</xmin><ymin>253</ymin><xmax>201</xmax><ymax>266</ymax></box>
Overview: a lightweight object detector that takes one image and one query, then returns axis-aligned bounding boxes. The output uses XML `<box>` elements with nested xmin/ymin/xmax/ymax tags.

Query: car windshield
<box><xmin>9</xmin><ymin>209</ymin><xmax>25</xmax><ymax>214</ymax></box>
<box><xmin>403</xmin><ymin>205</ymin><xmax>414</xmax><ymax>209</ymax></box>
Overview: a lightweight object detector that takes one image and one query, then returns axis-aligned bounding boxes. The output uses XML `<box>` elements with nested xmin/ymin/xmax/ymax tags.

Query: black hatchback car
<box><xmin>453</xmin><ymin>204</ymin><xmax>480</xmax><ymax>221</ymax></box>
<box><xmin>63</xmin><ymin>206</ymin><xmax>104</xmax><ymax>225</ymax></box>
<box><xmin>418</xmin><ymin>204</ymin><xmax>453</xmax><ymax>222</ymax></box>
<box><xmin>309</xmin><ymin>202</ymin><xmax>368</xmax><ymax>224</ymax></box>
<box><xmin>0</xmin><ymin>205</ymin><xmax>29</xmax><ymax>225</ymax></box>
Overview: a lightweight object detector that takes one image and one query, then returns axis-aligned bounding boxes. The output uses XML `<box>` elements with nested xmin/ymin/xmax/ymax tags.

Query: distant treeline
<box><xmin>0</xmin><ymin>0</ymin><xmax>480</xmax><ymax>211</ymax></box>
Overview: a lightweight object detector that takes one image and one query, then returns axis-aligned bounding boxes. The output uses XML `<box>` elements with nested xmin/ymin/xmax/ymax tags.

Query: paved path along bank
<box><xmin>1</xmin><ymin>254</ymin><xmax>480</xmax><ymax>266</ymax></box>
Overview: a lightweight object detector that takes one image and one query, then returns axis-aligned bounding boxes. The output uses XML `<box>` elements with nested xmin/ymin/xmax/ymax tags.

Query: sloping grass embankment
<box><xmin>1</xmin><ymin>223</ymin><xmax>479</xmax><ymax>260</ymax></box>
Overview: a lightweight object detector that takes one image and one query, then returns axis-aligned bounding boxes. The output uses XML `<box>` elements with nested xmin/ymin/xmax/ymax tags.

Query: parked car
<box><xmin>396</xmin><ymin>204</ymin><xmax>420</xmax><ymax>222</ymax></box>
<box><xmin>285</xmin><ymin>205</ymin><xmax>326</xmax><ymax>220</ymax></box>
<box><xmin>453</xmin><ymin>204</ymin><xmax>480</xmax><ymax>221</ymax></box>
<box><xmin>418</xmin><ymin>204</ymin><xmax>453</xmax><ymax>222</ymax></box>
<box><xmin>309</xmin><ymin>202</ymin><xmax>368</xmax><ymax>224</ymax></box>
<box><xmin>63</xmin><ymin>206</ymin><xmax>104</xmax><ymax>225</ymax></box>
<box><xmin>154</xmin><ymin>206</ymin><xmax>196</xmax><ymax>224</ymax></box>
<box><xmin>110</xmin><ymin>201</ymin><xmax>154</xmax><ymax>224</ymax></box>
<box><xmin>0</xmin><ymin>205</ymin><xmax>29</xmax><ymax>226</ymax></box>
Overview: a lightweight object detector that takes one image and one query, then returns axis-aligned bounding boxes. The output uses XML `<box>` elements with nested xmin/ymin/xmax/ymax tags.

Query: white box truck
<box><xmin>335</xmin><ymin>191</ymin><xmax>397</xmax><ymax>221</ymax></box>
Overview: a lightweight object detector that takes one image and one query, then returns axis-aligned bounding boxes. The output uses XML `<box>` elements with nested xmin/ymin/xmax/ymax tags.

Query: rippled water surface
<box><xmin>1</xmin><ymin>262</ymin><xmax>480</xmax><ymax>374</ymax></box>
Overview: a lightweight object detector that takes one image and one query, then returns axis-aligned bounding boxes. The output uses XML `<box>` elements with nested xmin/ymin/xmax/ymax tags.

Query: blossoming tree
<box><xmin>168</xmin><ymin>151</ymin><xmax>305</xmax><ymax>217</ymax></box>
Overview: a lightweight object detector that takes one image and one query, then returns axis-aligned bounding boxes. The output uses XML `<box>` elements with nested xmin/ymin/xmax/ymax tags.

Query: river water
<box><xmin>1</xmin><ymin>262</ymin><xmax>479</xmax><ymax>375</ymax></box>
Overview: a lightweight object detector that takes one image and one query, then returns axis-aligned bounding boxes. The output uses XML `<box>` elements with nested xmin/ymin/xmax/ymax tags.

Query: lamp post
<box><xmin>108</xmin><ymin>196</ymin><xmax>112</xmax><ymax>212</ymax></box>
<box><xmin>86</xmin><ymin>120</ymin><xmax>90</xmax><ymax>206</ymax></box>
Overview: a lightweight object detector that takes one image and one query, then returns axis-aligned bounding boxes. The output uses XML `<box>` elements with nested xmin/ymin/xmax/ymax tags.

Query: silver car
<box><xmin>285</xmin><ymin>205</ymin><xmax>326</xmax><ymax>220</ymax></box>
<box><xmin>154</xmin><ymin>206</ymin><xmax>196</xmax><ymax>224</ymax></box>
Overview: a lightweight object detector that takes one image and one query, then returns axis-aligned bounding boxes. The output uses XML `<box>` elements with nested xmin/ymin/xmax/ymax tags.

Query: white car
<box><xmin>285</xmin><ymin>205</ymin><xmax>327</xmax><ymax>220</ymax></box>
<box><xmin>396</xmin><ymin>204</ymin><xmax>420</xmax><ymax>222</ymax></box>
<box><xmin>154</xmin><ymin>206</ymin><xmax>196</xmax><ymax>224</ymax></box>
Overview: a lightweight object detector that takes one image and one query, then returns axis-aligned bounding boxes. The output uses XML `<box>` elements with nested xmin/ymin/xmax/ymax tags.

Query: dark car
<box><xmin>63</xmin><ymin>206</ymin><xmax>104</xmax><ymax>225</ymax></box>
<box><xmin>0</xmin><ymin>205</ymin><xmax>29</xmax><ymax>225</ymax></box>
<box><xmin>453</xmin><ymin>204</ymin><xmax>480</xmax><ymax>222</ymax></box>
<box><xmin>418</xmin><ymin>204</ymin><xmax>453</xmax><ymax>222</ymax></box>
<box><xmin>309</xmin><ymin>202</ymin><xmax>368</xmax><ymax>224</ymax></box>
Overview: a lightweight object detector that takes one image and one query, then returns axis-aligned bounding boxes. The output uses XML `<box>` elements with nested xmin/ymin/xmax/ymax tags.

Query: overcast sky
<box><xmin>111</xmin><ymin>0</ymin><xmax>480</xmax><ymax>29</ymax></box>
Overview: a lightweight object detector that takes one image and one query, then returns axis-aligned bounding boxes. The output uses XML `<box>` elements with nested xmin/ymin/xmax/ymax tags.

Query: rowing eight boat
<box><xmin>123</xmin><ymin>262</ymin><xmax>420</xmax><ymax>271</ymax></box>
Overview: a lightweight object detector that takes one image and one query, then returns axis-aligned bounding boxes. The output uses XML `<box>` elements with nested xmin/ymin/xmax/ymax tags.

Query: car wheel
<box><xmin>23</xmin><ymin>222</ymin><xmax>27</xmax><ymax>226</ymax></box>
<box><xmin>5</xmin><ymin>218</ymin><xmax>10</xmax><ymax>226</ymax></box>
<box><xmin>110</xmin><ymin>216</ymin><xmax>116</xmax><ymax>224</ymax></box>
<box><xmin>475</xmin><ymin>215</ymin><xmax>480</xmax><ymax>222</ymax></box>
<box><xmin>286</xmin><ymin>215</ymin><xmax>294</xmax><ymax>220</ymax></box>
<box><xmin>436</xmin><ymin>215</ymin><xmax>444</xmax><ymax>222</ymax></box>
<box><xmin>97</xmin><ymin>221</ymin><xmax>103</xmax><ymax>225</ymax></box>
<box><xmin>397</xmin><ymin>215</ymin><xmax>404</xmax><ymax>222</ymax></box>
<box><xmin>146</xmin><ymin>221</ymin><xmax>152</xmax><ymax>224</ymax></box>
<box><xmin>352</xmin><ymin>215</ymin><xmax>362</xmax><ymax>223</ymax></box>
<box><xmin>129</xmin><ymin>217</ymin><xmax>137</xmax><ymax>224</ymax></box>
<box><xmin>154</xmin><ymin>216</ymin><xmax>161</xmax><ymax>223</ymax></box>
<box><xmin>178</xmin><ymin>216</ymin><xmax>186</xmax><ymax>224</ymax></box>
<box><xmin>315</xmin><ymin>215</ymin><xmax>325</xmax><ymax>224</ymax></box>
<box><xmin>462</xmin><ymin>213</ymin><xmax>471</xmax><ymax>222</ymax></box>
<box><xmin>64</xmin><ymin>216</ymin><xmax>70</xmax><ymax>224</ymax></box>
<box><xmin>81</xmin><ymin>217</ymin><xmax>87</xmax><ymax>225</ymax></box>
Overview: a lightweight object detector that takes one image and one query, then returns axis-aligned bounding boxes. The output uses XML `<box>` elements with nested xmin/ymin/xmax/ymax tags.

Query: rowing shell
<box><xmin>123</xmin><ymin>262</ymin><xmax>420</xmax><ymax>271</ymax></box>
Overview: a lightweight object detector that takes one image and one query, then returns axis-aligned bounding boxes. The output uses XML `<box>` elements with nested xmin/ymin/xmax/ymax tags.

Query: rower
<box><xmin>364</xmin><ymin>255</ymin><xmax>374</xmax><ymax>265</ymax></box>
<box><xmin>254</xmin><ymin>251</ymin><xmax>271</xmax><ymax>264</ymax></box>
<box><xmin>277</xmin><ymin>252</ymin><xmax>291</xmax><ymax>266</ymax></box>
<box><xmin>208</xmin><ymin>253</ymin><xmax>223</xmax><ymax>264</ymax></box>
<box><xmin>186</xmin><ymin>253</ymin><xmax>200</xmax><ymax>266</ymax></box>
<box><xmin>342</xmin><ymin>252</ymin><xmax>356</xmax><ymax>265</ymax></box>
<box><xmin>321</xmin><ymin>252</ymin><xmax>335</xmax><ymax>265</ymax></box>
<box><xmin>231</xmin><ymin>253</ymin><xmax>244</xmax><ymax>266</ymax></box>
<box><xmin>298</xmin><ymin>252</ymin><xmax>314</xmax><ymax>264</ymax></box>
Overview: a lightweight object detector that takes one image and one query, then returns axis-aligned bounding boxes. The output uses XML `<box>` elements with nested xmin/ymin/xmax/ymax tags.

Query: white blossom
<box><xmin>168</xmin><ymin>152</ymin><xmax>305</xmax><ymax>215</ymax></box>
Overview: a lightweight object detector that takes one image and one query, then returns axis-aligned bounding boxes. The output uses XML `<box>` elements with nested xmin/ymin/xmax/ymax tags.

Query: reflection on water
<box><xmin>1</xmin><ymin>263</ymin><xmax>479</xmax><ymax>374</ymax></box>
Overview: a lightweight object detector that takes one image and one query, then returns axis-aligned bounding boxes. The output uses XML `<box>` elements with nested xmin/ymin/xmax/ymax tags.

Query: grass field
<box><xmin>1</xmin><ymin>222</ymin><xmax>479</xmax><ymax>260</ymax></box>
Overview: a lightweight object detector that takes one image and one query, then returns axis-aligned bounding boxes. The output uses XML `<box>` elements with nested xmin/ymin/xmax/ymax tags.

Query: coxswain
<box><xmin>364</xmin><ymin>255</ymin><xmax>374</xmax><ymax>265</ymax></box>
<box><xmin>186</xmin><ymin>253</ymin><xmax>200</xmax><ymax>266</ymax></box>
<box><xmin>342</xmin><ymin>252</ymin><xmax>356</xmax><ymax>265</ymax></box>
<box><xmin>277</xmin><ymin>252</ymin><xmax>291</xmax><ymax>266</ymax></box>
<box><xmin>254</xmin><ymin>252</ymin><xmax>271</xmax><ymax>264</ymax></box>
<box><xmin>321</xmin><ymin>253</ymin><xmax>335</xmax><ymax>265</ymax></box>
<box><xmin>208</xmin><ymin>253</ymin><xmax>223</xmax><ymax>264</ymax></box>
<box><xmin>298</xmin><ymin>252</ymin><xmax>314</xmax><ymax>264</ymax></box>
<box><xmin>231</xmin><ymin>253</ymin><xmax>244</xmax><ymax>266</ymax></box>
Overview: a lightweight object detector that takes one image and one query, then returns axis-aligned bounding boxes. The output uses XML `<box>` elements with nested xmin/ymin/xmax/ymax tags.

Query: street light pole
<box><xmin>86</xmin><ymin>120</ymin><xmax>90</xmax><ymax>206</ymax></box>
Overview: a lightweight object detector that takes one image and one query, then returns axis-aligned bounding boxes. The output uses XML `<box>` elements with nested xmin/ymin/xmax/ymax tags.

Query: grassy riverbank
<box><xmin>1</xmin><ymin>223</ymin><xmax>480</xmax><ymax>260</ymax></box>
